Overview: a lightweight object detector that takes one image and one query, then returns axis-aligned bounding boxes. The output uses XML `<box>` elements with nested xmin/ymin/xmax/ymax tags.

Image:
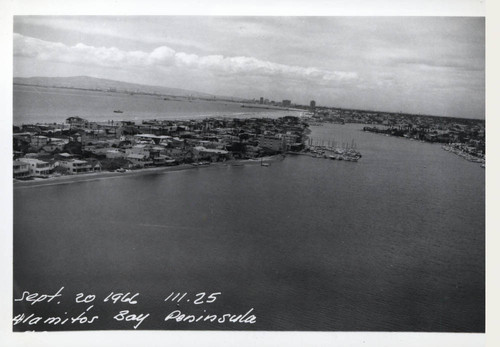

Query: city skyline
<box><xmin>14</xmin><ymin>16</ymin><xmax>484</xmax><ymax>118</ymax></box>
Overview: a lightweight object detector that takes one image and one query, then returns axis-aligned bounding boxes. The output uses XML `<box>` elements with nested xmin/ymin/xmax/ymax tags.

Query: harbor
<box><xmin>305</xmin><ymin>137</ymin><xmax>362</xmax><ymax>162</ymax></box>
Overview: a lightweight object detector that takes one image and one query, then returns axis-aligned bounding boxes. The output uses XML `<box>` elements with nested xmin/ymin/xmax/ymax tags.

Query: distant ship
<box><xmin>113</xmin><ymin>110</ymin><xmax>123</xmax><ymax>113</ymax></box>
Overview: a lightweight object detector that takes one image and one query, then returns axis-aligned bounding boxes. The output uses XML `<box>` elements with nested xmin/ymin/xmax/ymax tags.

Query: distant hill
<box><xmin>13</xmin><ymin>76</ymin><xmax>243</xmax><ymax>101</ymax></box>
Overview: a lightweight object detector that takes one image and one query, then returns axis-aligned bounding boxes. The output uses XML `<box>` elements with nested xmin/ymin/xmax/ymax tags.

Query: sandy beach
<box><xmin>14</xmin><ymin>155</ymin><xmax>285</xmax><ymax>189</ymax></box>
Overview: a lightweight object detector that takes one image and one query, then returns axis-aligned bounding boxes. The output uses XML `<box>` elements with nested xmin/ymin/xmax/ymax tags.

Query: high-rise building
<box><xmin>310</xmin><ymin>100</ymin><xmax>316</xmax><ymax>109</ymax></box>
<box><xmin>260</xmin><ymin>97</ymin><xmax>264</xmax><ymax>104</ymax></box>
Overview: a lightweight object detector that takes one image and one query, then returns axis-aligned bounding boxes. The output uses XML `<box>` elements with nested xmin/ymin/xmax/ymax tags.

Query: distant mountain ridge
<box><xmin>13</xmin><ymin>76</ymin><xmax>242</xmax><ymax>101</ymax></box>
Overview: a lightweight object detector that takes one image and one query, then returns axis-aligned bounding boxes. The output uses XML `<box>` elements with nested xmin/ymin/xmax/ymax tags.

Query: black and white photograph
<box><xmin>5</xmin><ymin>1</ymin><xmax>492</xmax><ymax>345</ymax></box>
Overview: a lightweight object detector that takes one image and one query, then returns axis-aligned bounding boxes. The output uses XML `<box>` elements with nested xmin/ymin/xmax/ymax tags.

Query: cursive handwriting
<box><xmin>164</xmin><ymin>308</ymin><xmax>256</xmax><ymax>324</ymax></box>
<box><xmin>13</xmin><ymin>288</ymin><xmax>256</xmax><ymax>330</ymax></box>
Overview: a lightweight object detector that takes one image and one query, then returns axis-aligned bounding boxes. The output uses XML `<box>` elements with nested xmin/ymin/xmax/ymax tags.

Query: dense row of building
<box><xmin>255</xmin><ymin>97</ymin><xmax>316</xmax><ymax>112</ymax></box>
<box><xmin>13</xmin><ymin>116</ymin><xmax>308</xmax><ymax>179</ymax></box>
<box><xmin>13</xmin><ymin>104</ymin><xmax>486</xmax><ymax>179</ymax></box>
<box><xmin>309</xmin><ymin>108</ymin><xmax>485</xmax><ymax>160</ymax></box>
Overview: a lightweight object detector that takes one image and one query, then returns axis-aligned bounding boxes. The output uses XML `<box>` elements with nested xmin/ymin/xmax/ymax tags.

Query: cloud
<box><xmin>15</xmin><ymin>16</ymin><xmax>214</xmax><ymax>52</ymax></box>
<box><xmin>395</xmin><ymin>56</ymin><xmax>484</xmax><ymax>72</ymax></box>
<box><xmin>13</xmin><ymin>33</ymin><xmax>358</xmax><ymax>84</ymax></box>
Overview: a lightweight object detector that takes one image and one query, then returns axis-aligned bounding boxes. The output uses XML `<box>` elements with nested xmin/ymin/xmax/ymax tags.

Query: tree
<box><xmin>63</xmin><ymin>141</ymin><xmax>82</xmax><ymax>155</ymax></box>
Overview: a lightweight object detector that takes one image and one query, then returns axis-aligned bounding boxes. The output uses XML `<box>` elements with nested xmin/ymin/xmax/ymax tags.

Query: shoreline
<box><xmin>14</xmin><ymin>155</ymin><xmax>285</xmax><ymax>189</ymax></box>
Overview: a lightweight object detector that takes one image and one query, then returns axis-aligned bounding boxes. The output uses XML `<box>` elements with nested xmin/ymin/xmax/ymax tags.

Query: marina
<box><xmin>306</xmin><ymin>137</ymin><xmax>362</xmax><ymax>162</ymax></box>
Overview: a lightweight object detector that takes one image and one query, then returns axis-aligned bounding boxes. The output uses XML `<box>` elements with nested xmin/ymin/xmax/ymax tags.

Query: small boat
<box><xmin>113</xmin><ymin>110</ymin><xmax>123</xmax><ymax>113</ymax></box>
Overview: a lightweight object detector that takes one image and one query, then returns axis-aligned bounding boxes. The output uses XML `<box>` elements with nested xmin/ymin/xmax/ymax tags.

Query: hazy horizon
<box><xmin>14</xmin><ymin>16</ymin><xmax>485</xmax><ymax>119</ymax></box>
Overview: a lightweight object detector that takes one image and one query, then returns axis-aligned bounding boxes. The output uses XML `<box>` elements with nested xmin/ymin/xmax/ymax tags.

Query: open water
<box><xmin>13</xmin><ymin>84</ymin><xmax>300</xmax><ymax>124</ymax></box>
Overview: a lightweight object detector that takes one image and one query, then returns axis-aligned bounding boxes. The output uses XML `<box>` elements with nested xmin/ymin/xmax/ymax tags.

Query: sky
<box><xmin>13</xmin><ymin>16</ymin><xmax>484</xmax><ymax>118</ymax></box>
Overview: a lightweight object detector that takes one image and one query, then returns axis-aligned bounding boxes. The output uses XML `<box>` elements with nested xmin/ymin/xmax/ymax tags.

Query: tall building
<box><xmin>282</xmin><ymin>100</ymin><xmax>291</xmax><ymax>107</ymax></box>
<box><xmin>260</xmin><ymin>97</ymin><xmax>264</xmax><ymax>104</ymax></box>
<box><xmin>310</xmin><ymin>100</ymin><xmax>316</xmax><ymax>109</ymax></box>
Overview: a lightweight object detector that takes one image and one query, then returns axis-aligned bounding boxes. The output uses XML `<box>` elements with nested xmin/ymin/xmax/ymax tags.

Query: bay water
<box><xmin>13</xmin><ymin>84</ymin><xmax>300</xmax><ymax>124</ymax></box>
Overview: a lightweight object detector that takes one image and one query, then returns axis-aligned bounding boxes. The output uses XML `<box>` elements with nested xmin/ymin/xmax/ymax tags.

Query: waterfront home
<box><xmin>148</xmin><ymin>146</ymin><xmax>170</xmax><ymax>166</ymax></box>
<box><xmin>18</xmin><ymin>158</ymin><xmax>53</xmax><ymax>177</ymax></box>
<box><xmin>13</xmin><ymin>160</ymin><xmax>30</xmax><ymax>179</ymax></box>
<box><xmin>89</xmin><ymin>160</ymin><xmax>102</xmax><ymax>173</ymax></box>
<box><xmin>59</xmin><ymin>159</ymin><xmax>92</xmax><ymax>174</ymax></box>
<box><xmin>258</xmin><ymin>136</ymin><xmax>285</xmax><ymax>152</ymax></box>
<box><xmin>126</xmin><ymin>153</ymin><xmax>154</xmax><ymax>168</ymax></box>
<box><xmin>192</xmin><ymin>146</ymin><xmax>229</xmax><ymax>162</ymax></box>
<box><xmin>245</xmin><ymin>145</ymin><xmax>261</xmax><ymax>158</ymax></box>
<box><xmin>278</xmin><ymin>133</ymin><xmax>300</xmax><ymax>150</ymax></box>
<box><xmin>164</xmin><ymin>147</ymin><xmax>187</xmax><ymax>161</ymax></box>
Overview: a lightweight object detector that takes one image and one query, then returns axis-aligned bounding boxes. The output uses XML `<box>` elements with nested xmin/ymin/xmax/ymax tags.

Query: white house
<box><xmin>13</xmin><ymin>160</ymin><xmax>30</xmax><ymax>178</ymax></box>
<box><xmin>19</xmin><ymin>158</ymin><xmax>53</xmax><ymax>177</ymax></box>
<box><xmin>59</xmin><ymin>159</ymin><xmax>92</xmax><ymax>174</ymax></box>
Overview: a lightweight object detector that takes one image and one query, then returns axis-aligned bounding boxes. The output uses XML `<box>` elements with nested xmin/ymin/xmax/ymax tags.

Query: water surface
<box><xmin>13</xmin><ymin>84</ymin><xmax>300</xmax><ymax>124</ymax></box>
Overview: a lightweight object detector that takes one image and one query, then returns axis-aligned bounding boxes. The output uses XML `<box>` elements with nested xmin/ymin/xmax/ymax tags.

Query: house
<box><xmin>192</xmin><ymin>146</ymin><xmax>229</xmax><ymax>162</ymax></box>
<box><xmin>30</xmin><ymin>135</ymin><xmax>49</xmax><ymax>149</ymax></box>
<box><xmin>13</xmin><ymin>160</ymin><xmax>30</xmax><ymax>179</ymax></box>
<box><xmin>148</xmin><ymin>146</ymin><xmax>165</xmax><ymax>166</ymax></box>
<box><xmin>59</xmin><ymin>159</ymin><xmax>92</xmax><ymax>174</ymax></box>
<box><xmin>40</xmin><ymin>142</ymin><xmax>65</xmax><ymax>153</ymax></box>
<box><xmin>13</xmin><ymin>132</ymin><xmax>32</xmax><ymax>143</ymax></box>
<box><xmin>258</xmin><ymin>136</ymin><xmax>285</xmax><ymax>152</ymax></box>
<box><xmin>126</xmin><ymin>144</ymin><xmax>150</xmax><ymax>157</ymax></box>
<box><xmin>55</xmin><ymin>153</ymin><xmax>76</xmax><ymax>160</ymax></box>
<box><xmin>89</xmin><ymin>160</ymin><xmax>102</xmax><ymax>173</ymax></box>
<box><xmin>125</xmin><ymin>144</ymin><xmax>155</xmax><ymax>167</ymax></box>
<box><xmin>66</xmin><ymin>116</ymin><xmax>89</xmax><ymax>129</ymax></box>
<box><xmin>126</xmin><ymin>153</ymin><xmax>153</xmax><ymax>167</ymax></box>
<box><xmin>18</xmin><ymin>158</ymin><xmax>53</xmax><ymax>177</ymax></box>
<box><xmin>277</xmin><ymin>133</ymin><xmax>300</xmax><ymax>151</ymax></box>
<box><xmin>164</xmin><ymin>147</ymin><xmax>188</xmax><ymax>161</ymax></box>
